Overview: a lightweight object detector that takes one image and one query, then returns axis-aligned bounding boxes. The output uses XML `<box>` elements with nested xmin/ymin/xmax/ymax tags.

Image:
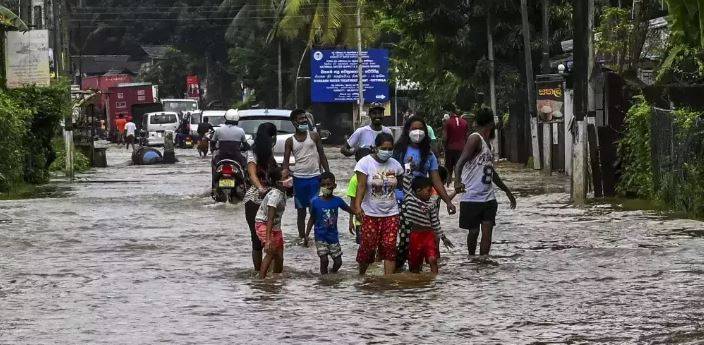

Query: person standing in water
<box><xmin>453</xmin><ymin>108</ymin><xmax>516</xmax><ymax>256</ymax></box>
<box><xmin>255</xmin><ymin>167</ymin><xmax>290</xmax><ymax>279</ymax></box>
<box><xmin>341</xmin><ymin>104</ymin><xmax>392</xmax><ymax>161</ymax></box>
<box><xmin>353</xmin><ymin>132</ymin><xmax>404</xmax><ymax>276</ymax></box>
<box><xmin>304</xmin><ymin>172</ymin><xmax>353</xmax><ymax>275</ymax></box>
<box><xmin>283</xmin><ymin>109</ymin><xmax>330</xmax><ymax>239</ymax></box>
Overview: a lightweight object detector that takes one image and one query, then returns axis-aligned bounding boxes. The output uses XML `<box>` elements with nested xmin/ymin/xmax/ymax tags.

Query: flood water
<box><xmin>2</xmin><ymin>147</ymin><xmax>704</xmax><ymax>344</ymax></box>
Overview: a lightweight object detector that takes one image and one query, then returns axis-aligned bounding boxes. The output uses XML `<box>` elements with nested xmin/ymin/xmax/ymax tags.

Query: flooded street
<box><xmin>2</xmin><ymin>147</ymin><xmax>704</xmax><ymax>344</ymax></box>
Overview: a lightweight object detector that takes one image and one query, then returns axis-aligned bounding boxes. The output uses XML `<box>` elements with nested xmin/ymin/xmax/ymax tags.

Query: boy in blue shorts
<box><xmin>283</xmin><ymin>109</ymin><xmax>330</xmax><ymax>239</ymax></box>
<box><xmin>305</xmin><ymin>172</ymin><xmax>353</xmax><ymax>274</ymax></box>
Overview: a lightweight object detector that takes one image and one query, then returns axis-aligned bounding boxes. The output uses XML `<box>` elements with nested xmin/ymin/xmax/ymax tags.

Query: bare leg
<box><xmin>260</xmin><ymin>254</ymin><xmax>274</xmax><ymax>278</ymax></box>
<box><xmin>358</xmin><ymin>262</ymin><xmax>369</xmax><ymax>275</ymax></box>
<box><xmin>467</xmin><ymin>227</ymin><xmax>480</xmax><ymax>256</ymax></box>
<box><xmin>297</xmin><ymin>208</ymin><xmax>306</xmax><ymax>238</ymax></box>
<box><xmin>273</xmin><ymin>249</ymin><xmax>284</xmax><ymax>273</ymax></box>
<box><xmin>320</xmin><ymin>256</ymin><xmax>329</xmax><ymax>275</ymax></box>
<box><xmin>252</xmin><ymin>250</ymin><xmax>262</xmax><ymax>271</ymax></box>
<box><xmin>383</xmin><ymin>260</ymin><xmax>395</xmax><ymax>275</ymax></box>
<box><xmin>428</xmin><ymin>257</ymin><xmax>439</xmax><ymax>274</ymax></box>
<box><xmin>331</xmin><ymin>256</ymin><xmax>342</xmax><ymax>273</ymax></box>
<box><xmin>479</xmin><ymin>222</ymin><xmax>494</xmax><ymax>255</ymax></box>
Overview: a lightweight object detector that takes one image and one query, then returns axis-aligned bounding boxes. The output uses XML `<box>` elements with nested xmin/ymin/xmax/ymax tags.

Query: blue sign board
<box><xmin>311</xmin><ymin>49</ymin><xmax>389</xmax><ymax>103</ymax></box>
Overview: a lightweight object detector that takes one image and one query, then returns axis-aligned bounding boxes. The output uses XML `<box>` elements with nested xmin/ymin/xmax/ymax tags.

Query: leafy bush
<box><xmin>0</xmin><ymin>92</ymin><xmax>31</xmax><ymax>192</ymax></box>
<box><xmin>617</xmin><ymin>96</ymin><xmax>654</xmax><ymax>198</ymax></box>
<box><xmin>7</xmin><ymin>82</ymin><xmax>71</xmax><ymax>184</ymax></box>
<box><xmin>49</xmin><ymin>149</ymin><xmax>91</xmax><ymax>174</ymax></box>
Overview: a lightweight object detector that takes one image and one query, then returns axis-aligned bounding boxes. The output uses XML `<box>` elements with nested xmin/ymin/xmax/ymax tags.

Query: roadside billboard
<box><xmin>4</xmin><ymin>30</ymin><xmax>50</xmax><ymax>89</ymax></box>
<box><xmin>536</xmin><ymin>79</ymin><xmax>565</xmax><ymax>123</ymax></box>
<box><xmin>311</xmin><ymin>49</ymin><xmax>389</xmax><ymax>103</ymax></box>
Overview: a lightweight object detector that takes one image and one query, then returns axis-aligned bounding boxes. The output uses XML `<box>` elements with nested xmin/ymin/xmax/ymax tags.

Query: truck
<box><xmin>106</xmin><ymin>82</ymin><xmax>155</xmax><ymax>135</ymax></box>
<box><xmin>80</xmin><ymin>74</ymin><xmax>134</xmax><ymax>115</ymax></box>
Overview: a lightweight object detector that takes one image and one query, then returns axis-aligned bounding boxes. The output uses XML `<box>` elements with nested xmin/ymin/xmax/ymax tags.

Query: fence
<box><xmin>650</xmin><ymin>107</ymin><xmax>704</xmax><ymax>216</ymax></box>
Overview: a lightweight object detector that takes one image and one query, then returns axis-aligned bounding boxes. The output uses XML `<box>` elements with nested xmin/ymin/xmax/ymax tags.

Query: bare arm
<box><xmin>265</xmin><ymin>205</ymin><xmax>276</xmax><ymax>253</ymax></box>
<box><xmin>304</xmin><ymin>208</ymin><xmax>315</xmax><ymax>245</ymax></box>
<box><xmin>341</xmin><ymin>143</ymin><xmax>354</xmax><ymax>157</ymax></box>
<box><xmin>354</xmin><ymin>172</ymin><xmax>367</xmax><ymax>220</ymax></box>
<box><xmin>313</xmin><ymin>132</ymin><xmax>330</xmax><ymax>172</ymax></box>
<box><xmin>348</xmin><ymin>196</ymin><xmax>356</xmax><ymax>235</ymax></box>
<box><xmin>430</xmin><ymin>170</ymin><xmax>456</xmax><ymax>215</ymax></box>
<box><xmin>248</xmin><ymin>162</ymin><xmax>264</xmax><ymax>190</ymax></box>
<box><xmin>492</xmin><ymin>169</ymin><xmax>517</xmax><ymax>209</ymax></box>
<box><xmin>282</xmin><ymin>137</ymin><xmax>293</xmax><ymax>177</ymax></box>
<box><xmin>453</xmin><ymin>134</ymin><xmax>481</xmax><ymax>190</ymax></box>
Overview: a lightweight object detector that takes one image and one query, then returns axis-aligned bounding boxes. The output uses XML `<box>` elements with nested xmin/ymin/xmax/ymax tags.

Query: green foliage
<box><xmin>618</xmin><ymin>98</ymin><xmax>704</xmax><ymax>218</ymax></box>
<box><xmin>665</xmin><ymin>0</ymin><xmax>704</xmax><ymax>50</ymax></box>
<box><xmin>595</xmin><ymin>7</ymin><xmax>633</xmax><ymax>72</ymax></box>
<box><xmin>139</xmin><ymin>48</ymin><xmax>195</xmax><ymax>98</ymax></box>
<box><xmin>656</xmin><ymin>44</ymin><xmax>704</xmax><ymax>84</ymax></box>
<box><xmin>0</xmin><ymin>91</ymin><xmax>31</xmax><ymax>192</ymax></box>
<box><xmin>49</xmin><ymin>149</ymin><xmax>91</xmax><ymax>174</ymax></box>
<box><xmin>617</xmin><ymin>96</ymin><xmax>654</xmax><ymax>198</ymax></box>
<box><xmin>4</xmin><ymin>82</ymin><xmax>71</xmax><ymax>185</ymax></box>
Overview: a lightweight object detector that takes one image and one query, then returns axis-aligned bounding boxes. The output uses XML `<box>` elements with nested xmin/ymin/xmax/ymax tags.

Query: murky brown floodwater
<box><xmin>1</xmin><ymin>147</ymin><xmax>704</xmax><ymax>344</ymax></box>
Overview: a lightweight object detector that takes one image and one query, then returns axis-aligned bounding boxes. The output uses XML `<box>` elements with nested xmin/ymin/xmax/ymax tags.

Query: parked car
<box><xmin>142</xmin><ymin>111</ymin><xmax>180</xmax><ymax>146</ymax></box>
<box><xmin>237</xmin><ymin>109</ymin><xmax>298</xmax><ymax>165</ymax></box>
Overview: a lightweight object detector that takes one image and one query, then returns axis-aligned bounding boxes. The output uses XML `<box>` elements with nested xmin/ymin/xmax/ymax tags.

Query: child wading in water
<box><xmin>255</xmin><ymin>167</ymin><xmax>291</xmax><ymax>278</ymax></box>
<box><xmin>402</xmin><ymin>176</ymin><xmax>454</xmax><ymax>274</ymax></box>
<box><xmin>305</xmin><ymin>172</ymin><xmax>353</xmax><ymax>274</ymax></box>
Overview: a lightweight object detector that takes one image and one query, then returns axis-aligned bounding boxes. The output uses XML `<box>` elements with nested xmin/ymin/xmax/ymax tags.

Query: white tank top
<box><xmin>291</xmin><ymin>132</ymin><xmax>321</xmax><ymax>178</ymax></box>
<box><xmin>460</xmin><ymin>133</ymin><xmax>496</xmax><ymax>202</ymax></box>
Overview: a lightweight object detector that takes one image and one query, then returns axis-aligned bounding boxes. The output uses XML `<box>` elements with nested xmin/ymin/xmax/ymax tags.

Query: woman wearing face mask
<box><xmin>353</xmin><ymin>132</ymin><xmax>405</xmax><ymax>276</ymax></box>
<box><xmin>393</xmin><ymin>116</ymin><xmax>457</xmax><ymax>271</ymax></box>
<box><xmin>244</xmin><ymin>123</ymin><xmax>279</xmax><ymax>271</ymax></box>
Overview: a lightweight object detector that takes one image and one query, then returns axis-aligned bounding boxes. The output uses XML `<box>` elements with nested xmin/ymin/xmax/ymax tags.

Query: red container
<box><xmin>107</xmin><ymin>83</ymin><xmax>154</xmax><ymax>131</ymax></box>
<box><xmin>81</xmin><ymin>74</ymin><xmax>133</xmax><ymax>112</ymax></box>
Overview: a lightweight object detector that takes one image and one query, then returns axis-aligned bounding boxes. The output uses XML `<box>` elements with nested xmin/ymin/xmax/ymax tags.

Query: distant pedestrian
<box><xmin>124</xmin><ymin>120</ymin><xmax>137</xmax><ymax>150</ymax></box>
<box><xmin>352</xmin><ymin>132</ymin><xmax>404</xmax><ymax>276</ymax></box>
<box><xmin>283</xmin><ymin>109</ymin><xmax>330</xmax><ymax>239</ymax></box>
<box><xmin>304</xmin><ymin>172</ymin><xmax>353</xmax><ymax>275</ymax></box>
<box><xmin>453</xmin><ymin>108</ymin><xmax>516</xmax><ymax>256</ymax></box>
<box><xmin>256</xmin><ymin>167</ymin><xmax>290</xmax><ymax>278</ymax></box>
<box><xmin>341</xmin><ymin>103</ymin><xmax>392</xmax><ymax>161</ymax></box>
<box><xmin>115</xmin><ymin>115</ymin><xmax>127</xmax><ymax>144</ymax></box>
<box><xmin>443</xmin><ymin>106</ymin><xmax>469</xmax><ymax>187</ymax></box>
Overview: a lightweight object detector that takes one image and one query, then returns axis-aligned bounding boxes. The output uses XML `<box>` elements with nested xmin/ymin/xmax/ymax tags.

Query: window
<box><xmin>150</xmin><ymin>114</ymin><xmax>178</xmax><ymax>124</ymax></box>
<box><xmin>116</xmin><ymin>102</ymin><xmax>127</xmax><ymax>108</ymax></box>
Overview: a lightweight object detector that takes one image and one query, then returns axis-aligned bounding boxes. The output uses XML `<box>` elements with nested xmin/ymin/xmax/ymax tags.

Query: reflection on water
<box><xmin>1</xmin><ymin>147</ymin><xmax>704</xmax><ymax>343</ymax></box>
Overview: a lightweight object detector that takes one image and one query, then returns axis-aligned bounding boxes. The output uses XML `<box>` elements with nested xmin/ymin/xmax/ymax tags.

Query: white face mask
<box><xmin>409</xmin><ymin>129</ymin><xmax>426</xmax><ymax>144</ymax></box>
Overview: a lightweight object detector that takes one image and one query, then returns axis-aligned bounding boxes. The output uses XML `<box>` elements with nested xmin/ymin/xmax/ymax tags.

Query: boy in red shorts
<box><xmin>401</xmin><ymin>176</ymin><xmax>453</xmax><ymax>274</ymax></box>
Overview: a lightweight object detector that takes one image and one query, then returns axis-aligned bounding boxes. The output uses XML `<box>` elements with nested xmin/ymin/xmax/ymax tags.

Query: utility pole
<box><xmin>541</xmin><ymin>0</ymin><xmax>552</xmax><ymax>175</ymax></box>
<box><xmin>572</xmin><ymin>0</ymin><xmax>591</xmax><ymax>204</ymax></box>
<box><xmin>521</xmin><ymin>0</ymin><xmax>541</xmax><ymax>169</ymax></box>
<box><xmin>276</xmin><ymin>0</ymin><xmax>285</xmax><ymax>108</ymax></box>
<box><xmin>355</xmin><ymin>0</ymin><xmax>364</xmax><ymax>129</ymax></box>
<box><xmin>487</xmin><ymin>12</ymin><xmax>499</xmax><ymax>158</ymax></box>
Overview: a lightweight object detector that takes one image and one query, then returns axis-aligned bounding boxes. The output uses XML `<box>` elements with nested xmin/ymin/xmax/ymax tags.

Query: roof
<box><xmin>140</xmin><ymin>45</ymin><xmax>174</xmax><ymax>60</ymax></box>
<box><xmin>73</xmin><ymin>55</ymin><xmax>141</xmax><ymax>76</ymax></box>
<box><xmin>161</xmin><ymin>98</ymin><xmax>197</xmax><ymax>102</ymax></box>
<box><xmin>238</xmin><ymin>109</ymin><xmax>292</xmax><ymax>118</ymax></box>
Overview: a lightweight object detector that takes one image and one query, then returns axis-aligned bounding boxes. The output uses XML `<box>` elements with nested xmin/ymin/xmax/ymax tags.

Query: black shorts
<box><xmin>445</xmin><ymin>149</ymin><xmax>462</xmax><ymax>172</ymax></box>
<box><xmin>459</xmin><ymin>200</ymin><xmax>498</xmax><ymax>229</ymax></box>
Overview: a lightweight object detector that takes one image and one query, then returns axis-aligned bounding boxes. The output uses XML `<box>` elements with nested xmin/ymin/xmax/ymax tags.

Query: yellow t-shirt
<box><xmin>347</xmin><ymin>174</ymin><xmax>361</xmax><ymax>226</ymax></box>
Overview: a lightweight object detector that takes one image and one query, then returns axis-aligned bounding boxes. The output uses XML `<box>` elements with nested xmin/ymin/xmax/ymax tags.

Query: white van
<box><xmin>143</xmin><ymin>111</ymin><xmax>180</xmax><ymax>146</ymax></box>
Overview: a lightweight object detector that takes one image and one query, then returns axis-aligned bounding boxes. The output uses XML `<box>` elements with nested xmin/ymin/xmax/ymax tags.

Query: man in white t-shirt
<box><xmin>124</xmin><ymin>120</ymin><xmax>137</xmax><ymax>150</ymax></box>
<box><xmin>341</xmin><ymin>103</ymin><xmax>392</xmax><ymax>161</ymax></box>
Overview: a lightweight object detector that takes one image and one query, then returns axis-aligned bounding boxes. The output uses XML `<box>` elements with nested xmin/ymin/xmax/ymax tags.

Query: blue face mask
<box><xmin>377</xmin><ymin>150</ymin><xmax>393</xmax><ymax>162</ymax></box>
<box><xmin>297</xmin><ymin>124</ymin><xmax>309</xmax><ymax>132</ymax></box>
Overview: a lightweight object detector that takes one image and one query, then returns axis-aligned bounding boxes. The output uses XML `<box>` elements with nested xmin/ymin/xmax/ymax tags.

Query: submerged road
<box><xmin>1</xmin><ymin>146</ymin><xmax>703</xmax><ymax>344</ymax></box>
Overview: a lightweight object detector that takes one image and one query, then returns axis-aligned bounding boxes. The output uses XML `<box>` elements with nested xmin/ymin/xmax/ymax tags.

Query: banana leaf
<box><xmin>0</xmin><ymin>5</ymin><xmax>29</xmax><ymax>31</ymax></box>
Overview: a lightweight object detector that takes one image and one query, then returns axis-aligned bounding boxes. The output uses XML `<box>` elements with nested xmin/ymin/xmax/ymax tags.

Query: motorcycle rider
<box><xmin>211</xmin><ymin>109</ymin><xmax>247</xmax><ymax>190</ymax></box>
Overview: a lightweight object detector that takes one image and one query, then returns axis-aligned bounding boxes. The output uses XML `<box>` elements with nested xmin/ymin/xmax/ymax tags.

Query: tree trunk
<box><xmin>487</xmin><ymin>12</ymin><xmax>499</xmax><ymax>157</ymax></box>
<box><xmin>521</xmin><ymin>0</ymin><xmax>541</xmax><ymax>169</ymax></box>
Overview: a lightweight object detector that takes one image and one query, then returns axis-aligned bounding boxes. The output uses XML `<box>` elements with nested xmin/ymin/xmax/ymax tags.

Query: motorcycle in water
<box><xmin>212</xmin><ymin>159</ymin><xmax>247</xmax><ymax>203</ymax></box>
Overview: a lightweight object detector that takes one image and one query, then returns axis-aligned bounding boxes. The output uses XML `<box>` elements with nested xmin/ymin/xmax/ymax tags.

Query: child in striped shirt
<box><xmin>402</xmin><ymin>176</ymin><xmax>454</xmax><ymax>274</ymax></box>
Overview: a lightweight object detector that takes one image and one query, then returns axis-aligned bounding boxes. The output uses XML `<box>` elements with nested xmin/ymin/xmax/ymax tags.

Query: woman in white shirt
<box><xmin>353</xmin><ymin>132</ymin><xmax>404</xmax><ymax>276</ymax></box>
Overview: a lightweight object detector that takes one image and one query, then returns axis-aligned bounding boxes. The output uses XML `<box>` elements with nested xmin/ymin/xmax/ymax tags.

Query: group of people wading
<box><xmin>243</xmin><ymin>106</ymin><xmax>516</xmax><ymax>278</ymax></box>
